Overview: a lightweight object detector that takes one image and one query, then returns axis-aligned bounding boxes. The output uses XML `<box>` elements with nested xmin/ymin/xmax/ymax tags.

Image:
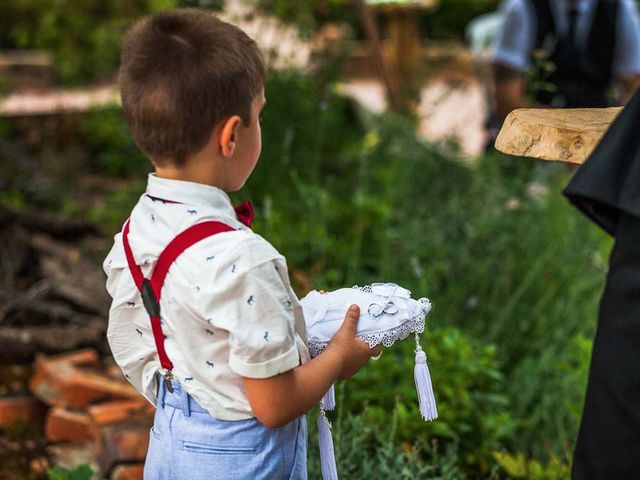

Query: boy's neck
<box><xmin>154</xmin><ymin>148</ymin><xmax>229</xmax><ymax>192</ymax></box>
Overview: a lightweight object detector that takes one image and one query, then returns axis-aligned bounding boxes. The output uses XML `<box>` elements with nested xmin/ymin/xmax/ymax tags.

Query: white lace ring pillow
<box><xmin>299</xmin><ymin>283</ymin><xmax>438</xmax><ymax>480</ymax></box>
<box><xmin>301</xmin><ymin>283</ymin><xmax>431</xmax><ymax>357</ymax></box>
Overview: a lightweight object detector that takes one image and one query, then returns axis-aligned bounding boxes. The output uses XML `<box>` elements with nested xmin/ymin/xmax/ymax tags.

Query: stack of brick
<box><xmin>28</xmin><ymin>348</ymin><xmax>153</xmax><ymax>479</ymax></box>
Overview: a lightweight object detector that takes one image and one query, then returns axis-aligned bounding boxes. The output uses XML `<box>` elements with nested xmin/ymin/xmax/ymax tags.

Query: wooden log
<box><xmin>0</xmin><ymin>318</ymin><xmax>106</xmax><ymax>361</ymax></box>
<box><xmin>30</xmin><ymin>233</ymin><xmax>111</xmax><ymax>316</ymax></box>
<box><xmin>0</xmin><ymin>50</ymin><xmax>53</xmax><ymax>68</ymax></box>
<box><xmin>495</xmin><ymin>107</ymin><xmax>622</xmax><ymax>164</ymax></box>
<box><xmin>0</xmin><ymin>85</ymin><xmax>120</xmax><ymax>117</ymax></box>
<box><xmin>366</xmin><ymin>0</ymin><xmax>438</xmax><ymax>13</ymax></box>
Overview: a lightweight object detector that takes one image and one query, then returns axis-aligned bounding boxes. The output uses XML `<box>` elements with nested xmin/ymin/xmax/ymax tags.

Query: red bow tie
<box><xmin>234</xmin><ymin>201</ymin><xmax>254</xmax><ymax>228</ymax></box>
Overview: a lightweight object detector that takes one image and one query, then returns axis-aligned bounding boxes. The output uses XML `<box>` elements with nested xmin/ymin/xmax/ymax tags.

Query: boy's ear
<box><xmin>219</xmin><ymin>116</ymin><xmax>241</xmax><ymax>158</ymax></box>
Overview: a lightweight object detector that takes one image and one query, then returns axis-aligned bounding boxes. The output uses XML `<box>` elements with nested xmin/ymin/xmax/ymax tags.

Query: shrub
<box><xmin>343</xmin><ymin>326</ymin><xmax>516</xmax><ymax>474</ymax></box>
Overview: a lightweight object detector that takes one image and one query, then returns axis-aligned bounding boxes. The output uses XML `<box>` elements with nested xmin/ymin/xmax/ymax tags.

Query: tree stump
<box><xmin>495</xmin><ymin>107</ymin><xmax>622</xmax><ymax>164</ymax></box>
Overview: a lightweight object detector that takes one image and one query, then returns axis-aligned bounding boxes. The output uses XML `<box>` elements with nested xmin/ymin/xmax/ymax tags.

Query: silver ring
<box><xmin>383</xmin><ymin>301</ymin><xmax>398</xmax><ymax>315</ymax></box>
<box><xmin>368</xmin><ymin>303</ymin><xmax>383</xmax><ymax>317</ymax></box>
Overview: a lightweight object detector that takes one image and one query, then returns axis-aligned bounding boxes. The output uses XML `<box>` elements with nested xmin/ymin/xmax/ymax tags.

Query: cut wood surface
<box><xmin>495</xmin><ymin>107</ymin><xmax>622</xmax><ymax>164</ymax></box>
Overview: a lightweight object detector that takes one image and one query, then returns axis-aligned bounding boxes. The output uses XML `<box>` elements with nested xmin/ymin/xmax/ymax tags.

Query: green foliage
<box><xmin>256</xmin><ymin>0</ymin><xmax>356</xmax><ymax>35</ymax></box>
<box><xmin>81</xmin><ymin>107</ymin><xmax>151</xmax><ymax>177</ymax></box>
<box><xmin>47</xmin><ymin>464</ymin><xmax>94</xmax><ymax>480</ymax></box>
<box><xmin>307</xmin><ymin>407</ymin><xmax>466</xmax><ymax>479</ymax></box>
<box><xmin>344</xmin><ymin>326</ymin><xmax>516</xmax><ymax>473</ymax></box>
<box><xmin>494</xmin><ymin>451</ymin><xmax>571</xmax><ymax>480</ymax></box>
<box><xmin>0</xmin><ymin>0</ymin><xmax>182</xmax><ymax>85</ymax></box>
<box><xmin>1</xmin><ymin>0</ymin><xmax>503</xmax><ymax>86</ymax></box>
<box><xmin>425</xmin><ymin>0</ymin><xmax>501</xmax><ymax>40</ymax></box>
<box><xmin>0</xmin><ymin>188</ymin><xmax>27</xmax><ymax>211</ymax></box>
<box><xmin>526</xmin><ymin>56</ymin><xmax>558</xmax><ymax>102</ymax></box>
<box><xmin>259</xmin><ymin>0</ymin><xmax>499</xmax><ymax>40</ymax></box>
<box><xmin>86</xmin><ymin>178</ymin><xmax>147</xmax><ymax>234</ymax></box>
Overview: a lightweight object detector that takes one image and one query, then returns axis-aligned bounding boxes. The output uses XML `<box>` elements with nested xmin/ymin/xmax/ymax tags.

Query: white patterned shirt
<box><xmin>104</xmin><ymin>174</ymin><xmax>310</xmax><ymax>421</ymax></box>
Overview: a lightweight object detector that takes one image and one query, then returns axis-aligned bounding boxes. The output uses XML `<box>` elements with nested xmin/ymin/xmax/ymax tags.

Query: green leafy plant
<box><xmin>307</xmin><ymin>407</ymin><xmax>466</xmax><ymax>479</ymax></box>
<box><xmin>81</xmin><ymin>107</ymin><xmax>150</xmax><ymax>178</ymax></box>
<box><xmin>494</xmin><ymin>451</ymin><xmax>571</xmax><ymax>480</ymax></box>
<box><xmin>0</xmin><ymin>0</ymin><xmax>182</xmax><ymax>85</ymax></box>
<box><xmin>526</xmin><ymin>56</ymin><xmax>558</xmax><ymax>103</ymax></box>
<box><xmin>47</xmin><ymin>465</ymin><xmax>94</xmax><ymax>480</ymax></box>
<box><xmin>343</xmin><ymin>326</ymin><xmax>515</xmax><ymax>474</ymax></box>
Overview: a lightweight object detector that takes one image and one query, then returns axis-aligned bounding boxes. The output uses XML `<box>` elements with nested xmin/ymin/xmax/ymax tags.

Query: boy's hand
<box><xmin>326</xmin><ymin>305</ymin><xmax>381</xmax><ymax>380</ymax></box>
<box><xmin>244</xmin><ymin>304</ymin><xmax>379</xmax><ymax>428</ymax></box>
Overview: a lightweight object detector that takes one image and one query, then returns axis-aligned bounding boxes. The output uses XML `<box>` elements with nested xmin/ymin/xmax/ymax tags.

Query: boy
<box><xmin>104</xmin><ymin>9</ymin><xmax>380</xmax><ymax>479</ymax></box>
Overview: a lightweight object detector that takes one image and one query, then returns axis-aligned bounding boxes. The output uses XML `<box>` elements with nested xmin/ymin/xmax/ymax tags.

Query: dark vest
<box><xmin>529</xmin><ymin>0</ymin><xmax>619</xmax><ymax>107</ymax></box>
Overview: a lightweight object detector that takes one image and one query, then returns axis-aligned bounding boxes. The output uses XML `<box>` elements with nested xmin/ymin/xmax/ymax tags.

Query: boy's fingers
<box><xmin>370</xmin><ymin>345</ymin><xmax>382</xmax><ymax>358</ymax></box>
<box><xmin>341</xmin><ymin>304</ymin><xmax>360</xmax><ymax>335</ymax></box>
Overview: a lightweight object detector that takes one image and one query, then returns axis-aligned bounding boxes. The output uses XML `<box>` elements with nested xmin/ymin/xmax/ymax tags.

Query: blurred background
<box><xmin>0</xmin><ymin>0</ymin><xmax>633</xmax><ymax>478</ymax></box>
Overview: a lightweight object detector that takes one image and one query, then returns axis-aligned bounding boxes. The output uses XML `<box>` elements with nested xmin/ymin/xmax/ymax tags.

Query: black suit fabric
<box><xmin>564</xmin><ymin>89</ymin><xmax>640</xmax><ymax>479</ymax></box>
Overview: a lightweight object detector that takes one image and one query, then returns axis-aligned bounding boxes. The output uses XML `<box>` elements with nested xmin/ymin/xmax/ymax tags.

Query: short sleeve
<box><xmin>492</xmin><ymin>0</ymin><xmax>535</xmax><ymax>71</ymax></box>
<box><xmin>200</xmin><ymin>241</ymin><xmax>300</xmax><ymax>379</ymax></box>
<box><xmin>613</xmin><ymin>0</ymin><xmax>640</xmax><ymax>78</ymax></box>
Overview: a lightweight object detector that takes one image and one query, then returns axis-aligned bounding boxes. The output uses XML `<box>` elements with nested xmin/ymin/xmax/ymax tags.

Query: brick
<box><xmin>30</xmin><ymin>352</ymin><xmax>139</xmax><ymax>408</ymax></box>
<box><xmin>89</xmin><ymin>399</ymin><xmax>154</xmax><ymax>473</ymax></box>
<box><xmin>35</xmin><ymin>348</ymin><xmax>100</xmax><ymax>370</ymax></box>
<box><xmin>88</xmin><ymin>399</ymin><xmax>154</xmax><ymax>427</ymax></box>
<box><xmin>96</xmin><ymin>419</ymin><xmax>151</xmax><ymax>474</ymax></box>
<box><xmin>45</xmin><ymin>407</ymin><xmax>94</xmax><ymax>443</ymax></box>
<box><xmin>0</xmin><ymin>394</ymin><xmax>46</xmax><ymax>427</ymax></box>
<box><xmin>111</xmin><ymin>463</ymin><xmax>144</xmax><ymax>480</ymax></box>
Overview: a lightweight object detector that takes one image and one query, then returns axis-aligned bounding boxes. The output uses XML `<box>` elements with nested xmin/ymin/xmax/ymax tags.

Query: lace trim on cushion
<box><xmin>354</xmin><ymin>283</ymin><xmax>411</xmax><ymax>298</ymax></box>
<box><xmin>354</xmin><ymin>284</ymin><xmax>373</xmax><ymax>294</ymax></box>
<box><xmin>308</xmin><ymin>298</ymin><xmax>431</xmax><ymax>358</ymax></box>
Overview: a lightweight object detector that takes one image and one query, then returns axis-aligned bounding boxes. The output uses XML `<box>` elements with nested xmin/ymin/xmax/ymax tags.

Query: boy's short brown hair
<box><xmin>119</xmin><ymin>9</ymin><xmax>266</xmax><ymax>166</ymax></box>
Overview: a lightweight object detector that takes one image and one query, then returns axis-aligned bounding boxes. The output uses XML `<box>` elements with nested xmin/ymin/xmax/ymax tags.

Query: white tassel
<box><xmin>318</xmin><ymin>409</ymin><xmax>339</xmax><ymax>480</ymax></box>
<box><xmin>414</xmin><ymin>333</ymin><xmax>438</xmax><ymax>421</ymax></box>
<box><xmin>321</xmin><ymin>383</ymin><xmax>335</xmax><ymax>411</ymax></box>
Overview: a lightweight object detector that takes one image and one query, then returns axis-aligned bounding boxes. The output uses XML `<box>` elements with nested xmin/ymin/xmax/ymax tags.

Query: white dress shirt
<box><xmin>104</xmin><ymin>174</ymin><xmax>310</xmax><ymax>421</ymax></box>
<box><xmin>492</xmin><ymin>0</ymin><xmax>640</xmax><ymax>77</ymax></box>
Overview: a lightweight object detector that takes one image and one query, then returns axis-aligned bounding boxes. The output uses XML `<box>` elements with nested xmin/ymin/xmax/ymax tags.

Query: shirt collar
<box><xmin>145</xmin><ymin>174</ymin><xmax>237</xmax><ymax>218</ymax></box>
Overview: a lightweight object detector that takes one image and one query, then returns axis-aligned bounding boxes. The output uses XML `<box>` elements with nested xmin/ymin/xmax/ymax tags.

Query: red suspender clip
<box><xmin>141</xmin><ymin>279</ymin><xmax>160</xmax><ymax>317</ymax></box>
<box><xmin>122</xmin><ymin>218</ymin><xmax>236</xmax><ymax>393</ymax></box>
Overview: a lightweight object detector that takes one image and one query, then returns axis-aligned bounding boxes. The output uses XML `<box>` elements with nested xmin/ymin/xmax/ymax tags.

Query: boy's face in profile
<box><xmin>226</xmin><ymin>88</ymin><xmax>266</xmax><ymax>191</ymax></box>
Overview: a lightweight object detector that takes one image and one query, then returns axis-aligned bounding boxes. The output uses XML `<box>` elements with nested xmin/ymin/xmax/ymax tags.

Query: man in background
<box><xmin>491</xmin><ymin>0</ymin><xmax>640</xmax><ymax>122</ymax></box>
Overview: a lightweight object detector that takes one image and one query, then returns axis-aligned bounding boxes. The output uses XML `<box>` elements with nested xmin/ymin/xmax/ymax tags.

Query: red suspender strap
<box><xmin>122</xmin><ymin>219</ymin><xmax>235</xmax><ymax>383</ymax></box>
<box><xmin>122</xmin><ymin>220</ymin><xmax>144</xmax><ymax>290</ymax></box>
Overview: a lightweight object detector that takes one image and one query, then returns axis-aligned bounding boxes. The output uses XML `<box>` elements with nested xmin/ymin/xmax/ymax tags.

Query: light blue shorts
<box><xmin>144</xmin><ymin>377</ymin><xmax>308</xmax><ymax>480</ymax></box>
